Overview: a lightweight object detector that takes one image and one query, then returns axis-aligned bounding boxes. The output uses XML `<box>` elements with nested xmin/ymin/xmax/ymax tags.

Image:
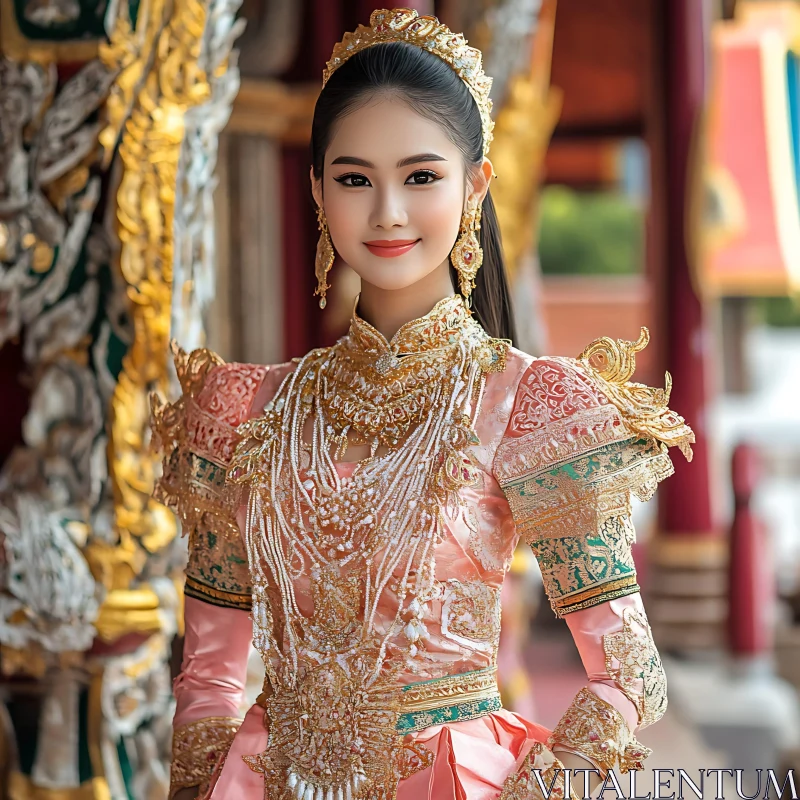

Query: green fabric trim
<box><xmin>395</xmin><ymin>694</ymin><xmax>502</xmax><ymax>734</ymax></box>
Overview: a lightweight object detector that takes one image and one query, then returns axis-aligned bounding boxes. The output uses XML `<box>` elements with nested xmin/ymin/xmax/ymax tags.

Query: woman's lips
<box><xmin>363</xmin><ymin>238</ymin><xmax>420</xmax><ymax>258</ymax></box>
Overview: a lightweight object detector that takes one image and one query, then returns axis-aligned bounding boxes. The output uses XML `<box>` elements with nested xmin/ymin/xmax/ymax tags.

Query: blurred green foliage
<box><xmin>538</xmin><ymin>185</ymin><xmax>644</xmax><ymax>276</ymax></box>
<box><xmin>756</xmin><ymin>296</ymin><xmax>800</xmax><ymax>327</ymax></box>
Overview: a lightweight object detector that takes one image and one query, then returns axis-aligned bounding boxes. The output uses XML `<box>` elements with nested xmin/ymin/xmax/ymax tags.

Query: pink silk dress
<box><xmin>152</xmin><ymin>299</ymin><xmax>693</xmax><ymax>800</ymax></box>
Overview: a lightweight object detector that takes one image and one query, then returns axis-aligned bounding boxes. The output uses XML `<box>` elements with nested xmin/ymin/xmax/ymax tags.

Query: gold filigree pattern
<box><xmin>100</xmin><ymin>0</ymin><xmax>224</xmax><ymax>564</ymax></box>
<box><xmin>499</xmin><ymin>742</ymin><xmax>578</xmax><ymax>800</ymax></box>
<box><xmin>500</xmin><ymin>432</ymin><xmax>673</xmax><ymax>616</ymax></box>
<box><xmin>313</xmin><ymin>295</ymin><xmax>506</xmax><ymax>450</ymax></box>
<box><xmin>245</xmin><ymin>649</ymin><xmax>409</xmax><ymax>800</ymax></box>
<box><xmin>441</xmin><ymin>579</ymin><xmax>501</xmax><ymax>653</ymax></box>
<box><xmin>400</xmin><ymin>667</ymin><xmax>499</xmax><ymax>711</ymax></box>
<box><xmin>577</xmin><ymin>328</ymin><xmax>695</xmax><ymax>461</ymax></box>
<box><xmin>529</xmin><ymin>515</ymin><xmax>639</xmax><ymax>617</ymax></box>
<box><xmin>603</xmin><ymin>607</ymin><xmax>668</xmax><ymax>728</ymax></box>
<box><xmin>170</xmin><ymin>716</ymin><xmax>241</xmax><ymax>798</ymax></box>
<box><xmin>547</xmin><ymin>688</ymin><xmax>652</xmax><ymax>776</ymax></box>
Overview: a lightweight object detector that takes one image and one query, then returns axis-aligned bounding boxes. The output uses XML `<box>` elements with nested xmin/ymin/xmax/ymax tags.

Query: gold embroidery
<box><xmin>499</xmin><ymin>429</ymin><xmax>676</xmax><ymax>617</ymax></box>
<box><xmin>529</xmin><ymin>516</ymin><xmax>639</xmax><ymax>617</ymax></box>
<box><xmin>228</xmin><ymin>296</ymin><xmax>509</xmax><ymax>799</ymax></box>
<box><xmin>547</xmin><ymin>688</ymin><xmax>652</xmax><ymax>776</ymax></box>
<box><xmin>466</xmin><ymin>504</ymin><xmax>510</xmax><ymax>572</ymax></box>
<box><xmin>603</xmin><ymin>607</ymin><xmax>668</xmax><ymax>728</ymax></box>
<box><xmin>499</xmin><ymin>742</ymin><xmax>579</xmax><ymax>800</ymax></box>
<box><xmin>441</xmin><ymin>579</ymin><xmax>501</xmax><ymax>653</ymax></box>
<box><xmin>151</xmin><ymin>345</ymin><xmax>263</xmax><ymax>606</ymax></box>
<box><xmin>169</xmin><ymin>716</ymin><xmax>241</xmax><ymax>798</ymax></box>
<box><xmin>243</xmin><ymin>648</ymin><xmax>405</xmax><ymax>800</ymax></box>
<box><xmin>577</xmin><ymin>328</ymin><xmax>695</xmax><ymax>461</ymax></box>
<box><xmin>400</xmin><ymin>667</ymin><xmax>499</xmax><ymax>711</ymax></box>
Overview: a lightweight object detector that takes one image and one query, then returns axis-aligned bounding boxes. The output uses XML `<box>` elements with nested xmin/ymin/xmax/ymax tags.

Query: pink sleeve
<box><xmin>565</xmin><ymin>593</ymin><xmax>657</xmax><ymax>732</ymax></box>
<box><xmin>173</xmin><ymin>597</ymin><xmax>253</xmax><ymax>728</ymax></box>
<box><xmin>169</xmin><ymin>602</ymin><xmax>253</xmax><ymax>798</ymax></box>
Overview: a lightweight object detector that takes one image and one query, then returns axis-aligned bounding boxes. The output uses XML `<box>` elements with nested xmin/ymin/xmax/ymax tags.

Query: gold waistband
<box><xmin>400</xmin><ymin>666</ymin><xmax>499</xmax><ymax>712</ymax></box>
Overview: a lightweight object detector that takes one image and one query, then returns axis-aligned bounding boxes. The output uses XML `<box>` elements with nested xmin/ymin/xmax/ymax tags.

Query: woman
<box><xmin>152</xmin><ymin>9</ymin><xmax>694</xmax><ymax>800</ymax></box>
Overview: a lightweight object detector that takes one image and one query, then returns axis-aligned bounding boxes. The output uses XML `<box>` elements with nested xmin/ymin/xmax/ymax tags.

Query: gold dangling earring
<box><xmin>450</xmin><ymin>204</ymin><xmax>483</xmax><ymax>307</ymax></box>
<box><xmin>314</xmin><ymin>206</ymin><xmax>335</xmax><ymax>309</ymax></box>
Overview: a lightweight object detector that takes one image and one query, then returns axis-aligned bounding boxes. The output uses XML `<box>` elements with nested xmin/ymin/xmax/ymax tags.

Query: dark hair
<box><xmin>311</xmin><ymin>41</ymin><xmax>517</xmax><ymax>344</ymax></box>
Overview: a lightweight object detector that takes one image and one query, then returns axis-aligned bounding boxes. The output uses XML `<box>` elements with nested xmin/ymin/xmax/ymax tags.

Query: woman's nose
<box><xmin>369</xmin><ymin>187</ymin><xmax>407</xmax><ymax>229</ymax></box>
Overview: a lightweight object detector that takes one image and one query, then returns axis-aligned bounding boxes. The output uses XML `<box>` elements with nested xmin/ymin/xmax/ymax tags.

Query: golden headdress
<box><xmin>323</xmin><ymin>8</ymin><xmax>494</xmax><ymax>157</ymax></box>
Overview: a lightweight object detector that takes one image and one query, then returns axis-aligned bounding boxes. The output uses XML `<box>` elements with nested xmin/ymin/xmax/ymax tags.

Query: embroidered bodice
<box><xmin>152</xmin><ymin>296</ymin><xmax>694</xmax><ymax>800</ymax></box>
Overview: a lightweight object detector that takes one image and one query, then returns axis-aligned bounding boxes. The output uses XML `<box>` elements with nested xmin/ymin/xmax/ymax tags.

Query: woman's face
<box><xmin>312</xmin><ymin>96</ymin><xmax>489</xmax><ymax>292</ymax></box>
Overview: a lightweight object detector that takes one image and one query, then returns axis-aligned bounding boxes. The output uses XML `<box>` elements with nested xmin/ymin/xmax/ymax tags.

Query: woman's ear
<box><xmin>310</xmin><ymin>166</ymin><xmax>323</xmax><ymax>209</ymax></box>
<box><xmin>467</xmin><ymin>158</ymin><xmax>494</xmax><ymax>209</ymax></box>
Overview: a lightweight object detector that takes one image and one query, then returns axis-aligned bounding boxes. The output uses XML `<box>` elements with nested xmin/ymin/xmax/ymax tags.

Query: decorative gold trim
<box><xmin>324</xmin><ymin>9</ymin><xmax>494</xmax><ymax>156</ymax></box>
<box><xmin>400</xmin><ymin>667</ymin><xmax>499</xmax><ymax>712</ymax></box>
<box><xmin>184</xmin><ymin>575</ymin><xmax>251</xmax><ymax>610</ymax></box>
<box><xmin>578</xmin><ymin>329</ymin><xmax>695</xmax><ymax>462</ymax></box>
<box><xmin>170</xmin><ymin>717</ymin><xmax>241</xmax><ymax>799</ymax></box>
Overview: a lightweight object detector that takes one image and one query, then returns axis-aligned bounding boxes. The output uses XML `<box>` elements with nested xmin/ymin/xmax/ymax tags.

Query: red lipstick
<box><xmin>364</xmin><ymin>238</ymin><xmax>420</xmax><ymax>258</ymax></box>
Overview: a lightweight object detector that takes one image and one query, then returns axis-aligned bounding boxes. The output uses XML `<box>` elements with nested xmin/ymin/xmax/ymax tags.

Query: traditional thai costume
<box><xmin>153</xmin><ymin>293</ymin><xmax>693</xmax><ymax>800</ymax></box>
<box><xmin>150</xmin><ymin>10</ymin><xmax>695</xmax><ymax>800</ymax></box>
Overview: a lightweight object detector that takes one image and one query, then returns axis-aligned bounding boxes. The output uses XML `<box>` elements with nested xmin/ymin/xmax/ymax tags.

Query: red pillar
<box><xmin>658</xmin><ymin>0</ymin><xmax>720</xmax><ymax>541</ymax></box>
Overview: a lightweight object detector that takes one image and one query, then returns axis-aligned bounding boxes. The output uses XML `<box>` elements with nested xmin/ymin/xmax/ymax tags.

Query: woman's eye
<box><xmin>333</xmin><ymin>173</ymin><xmax>371</xmax><ymax>187</ymax></box>
<box><xmin>405</xmin><ymin>170</ymin><xmax>440</xmax><ymax>185</ymax></box>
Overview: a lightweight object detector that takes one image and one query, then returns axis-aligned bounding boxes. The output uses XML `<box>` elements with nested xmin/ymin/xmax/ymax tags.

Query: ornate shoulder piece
<box><xmin>150</xmin><ymin>342</ymin><xmax>224</xmax><ymax>457</ymax></box>
<box><xmin>150</xmin><ymin>341</ymin><xmax>268</xmax><ymax>610</ymax></box>
<box><xmin>577</xmin><ymin>328</ymin><xmax>694</xmax><ymax>462</ymax></box>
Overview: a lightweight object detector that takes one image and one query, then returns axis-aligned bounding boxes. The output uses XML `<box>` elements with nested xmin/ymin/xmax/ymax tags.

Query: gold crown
<box><xmin>323</xmin><ymin>8</ymin><xmax>494</xmax><ymax>157</ymax></box>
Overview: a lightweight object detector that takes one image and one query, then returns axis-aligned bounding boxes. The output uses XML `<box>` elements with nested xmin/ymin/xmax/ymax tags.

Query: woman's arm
<box><xmin>494</xmin><ymin>337</ymin><xmax>693</xmax><ymax>780</ymax></box>
<box><xmin>169</xmin><ymin>598</ymin><xmax>252</xmax><ymax>798</ymax></box>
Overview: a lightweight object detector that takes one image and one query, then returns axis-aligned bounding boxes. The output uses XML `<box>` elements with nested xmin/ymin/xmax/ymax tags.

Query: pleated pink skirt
<box><xmin>205</xmin><ymin>702</ymin><xmax>552</xmax><ymax>799</ymax></box>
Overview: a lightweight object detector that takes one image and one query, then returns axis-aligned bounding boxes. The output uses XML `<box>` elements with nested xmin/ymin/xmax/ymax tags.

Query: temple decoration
<box><xmin>0</xmin><ymin>0</ymin><xmax>244</xmax><ymax>789</ymax></box>
<box><xmin>702</xmin><ymin>0</ymin><xmax>800</xmax><ymax>297</ymax></box>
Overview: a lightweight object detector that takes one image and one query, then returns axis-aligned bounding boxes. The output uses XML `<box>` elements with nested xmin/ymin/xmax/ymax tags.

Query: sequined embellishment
<box><xmin>603</xmin><ymin>607</ymin><xmax>668</xmax><ymax>728</ymax></box>
<box><xmin>229</xmin><ymin>295</ymin><xmax>510</xmax><ymax>800</ymax></box>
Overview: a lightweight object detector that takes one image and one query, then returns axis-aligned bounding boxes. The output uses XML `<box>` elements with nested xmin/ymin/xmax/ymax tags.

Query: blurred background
<box><xmin>2</xmin><ymin>0</ymin><xmax>800</xmax><ymax>797</ymax></box>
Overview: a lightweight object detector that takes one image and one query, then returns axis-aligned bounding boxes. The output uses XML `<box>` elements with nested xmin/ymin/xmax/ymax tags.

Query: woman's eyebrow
<box><xmin>331</xmin><ymin>156</ymin><xmax>374</xmax><ymax>167</ymax></box>
<box><xmin>397</xmin><ymin>153</ymin><xmax>446</xmax><ymax>167</ymax></box>
<box><xmin>329</xmin><ymin>153</ymin><xmax>447</xmax><ymax>168</ymax></box>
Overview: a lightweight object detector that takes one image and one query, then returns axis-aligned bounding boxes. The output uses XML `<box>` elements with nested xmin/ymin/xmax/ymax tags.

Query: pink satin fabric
<box><xmin>565</xmin><ymin>595</ymin><xmax>644</xmax><ymax>730</ymax></box>
<box><xmin>174</xmin><ymin>598</ymin><xmax>252</xmax><ymax>728</ymax></box>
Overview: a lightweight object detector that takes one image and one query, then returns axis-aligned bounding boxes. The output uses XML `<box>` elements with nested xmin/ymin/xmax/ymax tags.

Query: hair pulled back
<box><xmin>311</xmin><ymin>41</ymin><xmax>517</xmax><ymax>344</ymax></box>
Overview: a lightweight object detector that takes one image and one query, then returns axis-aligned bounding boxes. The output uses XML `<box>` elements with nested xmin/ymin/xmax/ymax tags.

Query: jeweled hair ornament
<box><xmin>323</xmin><ymin>8</ymin><xmax>495</xmax><ymax>157</ymax></box>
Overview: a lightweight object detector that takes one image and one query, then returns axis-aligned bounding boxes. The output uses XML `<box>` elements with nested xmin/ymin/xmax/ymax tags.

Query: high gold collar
<box><xmin>347</xmin><ymin>294</ymin><xmax>477</xmax><ymax>356</ymax></box>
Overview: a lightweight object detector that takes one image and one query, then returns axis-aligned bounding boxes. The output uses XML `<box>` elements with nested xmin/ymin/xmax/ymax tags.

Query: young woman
<box><xmin>153</xmin><ymin>9</ymin><xmax>694</xmax><ymax>800</ymax></box>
